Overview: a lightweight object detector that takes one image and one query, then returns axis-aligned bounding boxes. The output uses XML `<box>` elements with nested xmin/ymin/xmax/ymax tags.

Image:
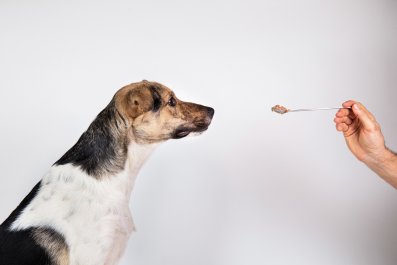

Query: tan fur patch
<box><xmin>32</xmin><ymin>228</ymin><xmax>70</xmax><ymax>265</ymax></box>
<box><xmin>114</xmin><ymin>81</ymin><xmax>163</xmax><ymax>122</ymax></box>
<box><xmin>113</xmin><ymin>80</ymin><xmax>213</xmax><ymax>144</ymax></box>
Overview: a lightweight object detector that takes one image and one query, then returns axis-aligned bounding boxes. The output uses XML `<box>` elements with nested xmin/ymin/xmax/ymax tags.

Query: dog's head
<box><xmin>115</xmin><ymin>80</ymin><xmax>214</xmax><ymax>144</ymax></box>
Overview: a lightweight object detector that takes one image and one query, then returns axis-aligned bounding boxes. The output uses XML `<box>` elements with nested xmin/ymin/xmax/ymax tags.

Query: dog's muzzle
<box><xmin>172</xmin><ymin>107</ymin><xmax>215</xmax><ymax>139</ymax></box>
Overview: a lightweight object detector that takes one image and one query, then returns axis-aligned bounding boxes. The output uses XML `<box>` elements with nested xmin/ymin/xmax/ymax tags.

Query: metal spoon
<box><xmin>271</xmin><ymin>105</ymin><xmax>351</xmax><ymax>114</ymax></box>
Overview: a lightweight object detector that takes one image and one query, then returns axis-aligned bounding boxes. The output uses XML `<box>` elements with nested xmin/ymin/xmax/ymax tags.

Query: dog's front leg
<box><xmin>104</xmin><ymin>232</ymin><xmax>133</xmax><ymax>265</ymax></box>
<box><xmin>104</xmin><ymin>212</ymin><xmax>135</xmax><ymax>265</ymax></box>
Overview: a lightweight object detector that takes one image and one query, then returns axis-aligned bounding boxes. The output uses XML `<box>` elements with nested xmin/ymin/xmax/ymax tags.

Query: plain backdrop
<box><xmin>0</xmin><ymin>0</ymin><xmax>396</xmax><ymax>264</ymax></box>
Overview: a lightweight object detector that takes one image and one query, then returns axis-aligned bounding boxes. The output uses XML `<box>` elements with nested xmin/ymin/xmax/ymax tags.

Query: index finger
<box><xmin>336</xmin><ymin>108</ymin><xmax>350</xmax><ymax>117</ymax></box>
<box><xmin>342</xmin><ymin>100</ymin><xmax>356</xmax><ymax>108</ymax></box>
<box><xmin>336</xmin><ymin>107</ymin><xmax>356</xmax><ymax>120</ymax></box>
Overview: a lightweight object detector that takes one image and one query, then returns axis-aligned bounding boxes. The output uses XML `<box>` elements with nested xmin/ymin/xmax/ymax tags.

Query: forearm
<box><xmin>364</xmin><ymin>148</ymin><xmax>397</xmax><ymax>189</ymax></box>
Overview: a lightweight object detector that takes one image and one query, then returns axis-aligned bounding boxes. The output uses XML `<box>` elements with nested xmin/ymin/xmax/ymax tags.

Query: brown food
<box><xmin>271</xmin><ymin>105</ymin><xmax>288</xmax><ymax>114</ymax></box>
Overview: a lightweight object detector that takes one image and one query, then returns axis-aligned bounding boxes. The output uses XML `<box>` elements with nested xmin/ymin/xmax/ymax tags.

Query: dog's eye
<box><xmin>168</xmin><ymin>97</ymin><xmax>177</xmax><ymax>107</ymax></box>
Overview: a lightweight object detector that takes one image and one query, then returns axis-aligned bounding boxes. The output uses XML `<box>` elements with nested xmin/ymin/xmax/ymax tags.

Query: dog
<box><xmin>0</xmin><ymin>80</ymin><xmax>214</xmax><ymax>265</ymax></box>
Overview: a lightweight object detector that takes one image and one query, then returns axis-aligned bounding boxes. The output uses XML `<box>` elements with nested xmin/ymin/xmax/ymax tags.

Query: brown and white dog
<box><xmin>0</xmin><ymin>80</ymin><xmax>214</xmax><ymax>265</ymax></box>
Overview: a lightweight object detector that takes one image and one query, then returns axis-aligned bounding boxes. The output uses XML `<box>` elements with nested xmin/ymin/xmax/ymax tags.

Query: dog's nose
<box><xmin>206</xmin><ymin>107</ymin><xmax>215</xmax><ymax>119</ymax></box>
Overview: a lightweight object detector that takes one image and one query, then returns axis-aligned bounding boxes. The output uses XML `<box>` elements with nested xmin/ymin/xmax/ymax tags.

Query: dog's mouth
<box><xmin>172</xmin><ymin>122</ymin><xmax>210</xmax><ymax>139</ymax></box>
<box><xmin>173</xmin><ymin>130</ymin><xmax>192</xmax><ymax>139</ymax></box>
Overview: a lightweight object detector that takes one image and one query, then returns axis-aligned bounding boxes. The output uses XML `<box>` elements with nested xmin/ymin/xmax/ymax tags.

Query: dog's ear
<box><xmin>122</xmin><ymin>86</ymin><xmax>162</xmax><ymax>120</ymax></box>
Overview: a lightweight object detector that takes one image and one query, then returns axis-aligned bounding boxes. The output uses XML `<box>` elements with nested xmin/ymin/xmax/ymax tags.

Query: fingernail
<box><xmin>353</xmin><ymin>104</ymin><xmax>359</xmax><ymax>110</ymax></box>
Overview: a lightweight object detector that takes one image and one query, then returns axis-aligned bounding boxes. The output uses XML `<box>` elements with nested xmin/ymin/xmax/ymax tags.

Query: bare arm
<box><xmin>334</xmin><ymin>100</ymin><xmax>397</xmax><ymax>189</ymax></box>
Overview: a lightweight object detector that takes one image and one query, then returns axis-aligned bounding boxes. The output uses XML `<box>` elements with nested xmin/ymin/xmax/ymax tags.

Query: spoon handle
<box><xmin>288</xmin><ymin>107</ymin><xmax>351</xmax><ymax>112</ymax></box>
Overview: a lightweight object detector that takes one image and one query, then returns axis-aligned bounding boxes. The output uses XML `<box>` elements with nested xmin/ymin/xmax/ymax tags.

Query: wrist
<box><xmin>365</xmin><ymin>147</ymin><xmax>397</xmax><ymax>188</ymax></box>
<box><xmin>359</xmin><ymin>145</ymin><xmax>389</xmax><ymax>165</ymax></box>
<box><xmin>376</xmin><ymin>147</ymin><xmax>396</xmax><ymax>166</ymax></box>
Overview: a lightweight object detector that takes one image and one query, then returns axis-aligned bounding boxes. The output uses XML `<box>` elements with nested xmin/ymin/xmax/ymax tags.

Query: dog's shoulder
<box><xmin>0</xmin><ymin>227</ymin><xmax>53</xmax><ymax>265</ymax></box>
<box><xmin>0</xmin><ymin>181</ymin><xmax>69</xmax><ymax>265</ymax></box>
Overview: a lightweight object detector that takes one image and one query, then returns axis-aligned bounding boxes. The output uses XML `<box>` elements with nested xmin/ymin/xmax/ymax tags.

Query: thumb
<box><xmin>352</xmin><ymin>103</ymin><xmax>376</xmax><ymax>131</ymax></box>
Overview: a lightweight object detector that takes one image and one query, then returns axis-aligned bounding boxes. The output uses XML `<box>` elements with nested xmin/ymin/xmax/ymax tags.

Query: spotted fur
<box><xmin>0</xmin><ymin>81</ymin><xmax>214</xmax><ymax>265</ymax></box>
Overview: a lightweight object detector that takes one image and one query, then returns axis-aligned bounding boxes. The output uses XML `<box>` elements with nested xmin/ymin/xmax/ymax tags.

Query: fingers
<box><xmin>341</xmin><ymin>100</ymin><xmax>375</xmax><ymax>120</ymax></box>
<box><xmin>336</xmin><ymin>100</ymin><xmax>379</xmax><ymax>133</ymax></box>
<box><xmin>336</xmin><ymin>109</ymin><xmax>348</xmax><ymax>117</ymax></box>
<box><xmin>342</xmin><ymin>100</ymin><xmax>356</xmax><ymax>108</ymax></box>
<box><xmin>335</xmin><ymin>100</ymin><xmax>361</xmax><ymax>135</ymax></box>
<box><xmin>336</xmin><ymin>108</ymin><xmax>355</xmax><ymax>118</ymax></box>
<box><xmin>336</xmin><ymin>123</ymin><xmax>349</xmax><ymax>132</ymax></box>
<box><xmin>334</xmin><ymin>115</ymin><xmax>354</xmax><ymax>134</ymax></box>
<box><xmin>334</xmin><ymin>116</ymin><xmax>353</xmax><ymax>125</ymax></box>
<box><xmin>336</xmin><ymin>108</ymin><xmax>356</xmax><ymax>122</ymax></box>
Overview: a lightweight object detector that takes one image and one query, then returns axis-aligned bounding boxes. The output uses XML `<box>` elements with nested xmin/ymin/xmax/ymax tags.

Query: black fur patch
<box><xmin>0</xmin><ymin>227</ymin><xmax>53</xmax><ymax>265</ymax></box>
<box><xmin>0</xmin><ymin>182</ymin><xmax>61</xmax><ymax>265</ymax></box>
<box><xmin>54</xmin><ymin>100</ymin><xmax>128</xmax><ymax>178</ymax></box>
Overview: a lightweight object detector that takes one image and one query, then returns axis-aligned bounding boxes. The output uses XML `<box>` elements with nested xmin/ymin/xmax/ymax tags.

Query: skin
<box><xmin>334</xmin><ymin>100</ymin><xmax>397</xmax><ymax>189</ymax></box>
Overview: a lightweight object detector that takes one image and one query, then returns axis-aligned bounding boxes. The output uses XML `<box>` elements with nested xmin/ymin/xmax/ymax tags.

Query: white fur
<box><xmin>10</xmin><ymin>142</ymin><xmax>158</xmax><ymax>265</ymax></box>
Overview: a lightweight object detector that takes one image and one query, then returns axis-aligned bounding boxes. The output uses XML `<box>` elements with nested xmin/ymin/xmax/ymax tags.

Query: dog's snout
<box><xmin>206</xmin><ymin>107</ymin><xmax>215</xmax><ymax>119</ymax></box>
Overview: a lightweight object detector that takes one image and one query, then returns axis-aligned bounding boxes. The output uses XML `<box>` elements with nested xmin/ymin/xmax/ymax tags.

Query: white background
<box><xmin>0</xmin><ymin>0</ymin><xmax>396</xmax><ymax>264</ymax></box>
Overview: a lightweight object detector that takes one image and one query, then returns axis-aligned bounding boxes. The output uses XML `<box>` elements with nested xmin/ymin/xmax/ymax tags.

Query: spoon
<box><xmin>271</xmin><ymin>105</ymin><xmax>351</xmax><ymax>114</ymax></box>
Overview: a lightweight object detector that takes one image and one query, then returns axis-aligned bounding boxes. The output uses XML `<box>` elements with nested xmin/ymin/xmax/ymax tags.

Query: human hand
<box><xmin>334</xmin><ymin>100</ymin><xmax>388</xmax><ymax>165</ymax></box>
<box><xmin>334</xmin><ymin>100</ymin><xmax>397</xmax><ymax>188</ymax></box>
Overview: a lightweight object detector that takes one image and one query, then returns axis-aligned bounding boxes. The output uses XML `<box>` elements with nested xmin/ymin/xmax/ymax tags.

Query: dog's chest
<box><xmin>66</xmin><ymin>194</ymin><xmax>134</xmax><ymax>265</ymax></box>
<box><xmin>11</xmin><ymin>165</ymin><xmax>136</xmax><ymax>265</ymax></box>
<box><xmin>64</xmin><ymin>192</ymin><xmax>134</xmax><ymax>265</ymax></box>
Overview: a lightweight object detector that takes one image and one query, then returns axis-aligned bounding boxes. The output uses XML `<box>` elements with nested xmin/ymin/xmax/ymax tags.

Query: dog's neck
<box><xmin>55</xmin><ymin>99</ymin><xmax>157</xmax><ymax>179</ymax></box>
<box><xmin>122</xmin><ymin>141</ymin><xmax>158</xmax><ymax>193</ymax></box>
<box><xmin>46</xmin><ymin>141</ymin><xmax>157</xmax><ymax>203</ymax></box>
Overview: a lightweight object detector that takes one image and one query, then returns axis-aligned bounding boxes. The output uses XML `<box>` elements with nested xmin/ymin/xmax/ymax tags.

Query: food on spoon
<box><xmin>271</xmin><ymin>105</ymin><xmax>289</xmax><ymax>114</ymax></box>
